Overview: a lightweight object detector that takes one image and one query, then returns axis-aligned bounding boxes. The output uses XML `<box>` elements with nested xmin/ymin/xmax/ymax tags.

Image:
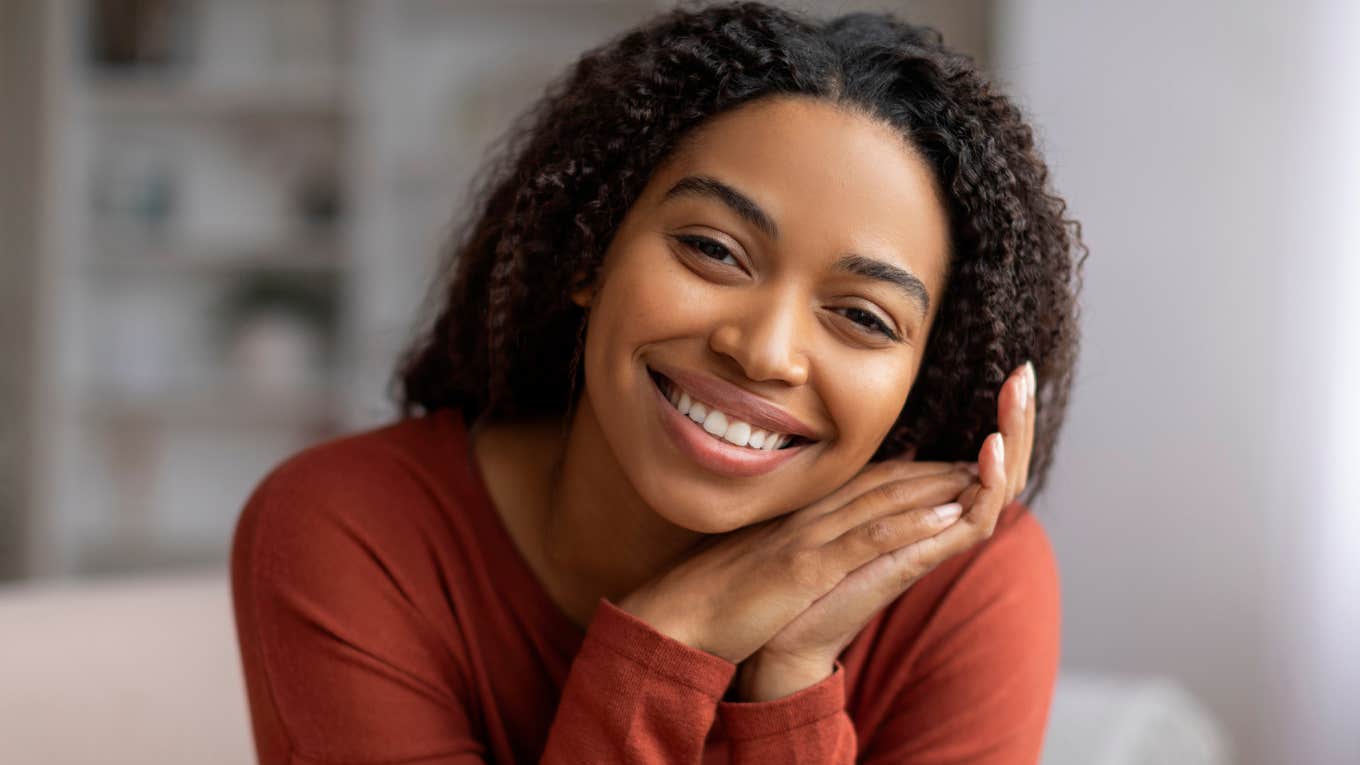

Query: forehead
<box><xmin>650</xmin><ymin>96</ymin><xmax>952</xmax><ymax>297</ymax></box>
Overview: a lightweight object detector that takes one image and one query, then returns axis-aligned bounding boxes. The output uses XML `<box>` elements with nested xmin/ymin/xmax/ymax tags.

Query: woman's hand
<box><xmin>615</xmin><ymin>460</ymin><xmax>981</xmax><ymax>664</ymax></box>
<box><xmin>735</xmin><ymin>361</ymin><xmax>1038</xmax><ymax>701</ymax></box>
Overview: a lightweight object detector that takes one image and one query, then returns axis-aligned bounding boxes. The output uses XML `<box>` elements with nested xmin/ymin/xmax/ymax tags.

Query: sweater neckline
<box><xmin>441</xmin><ymin>408</ymin><xmax>588</xmax><ymax>649</ymax></box>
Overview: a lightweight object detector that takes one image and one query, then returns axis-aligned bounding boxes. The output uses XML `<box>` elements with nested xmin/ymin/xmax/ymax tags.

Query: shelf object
<box><xmin>28</xmin><ymin>0</ymin><xmax>357</xmax><ymax>579</ymax></box>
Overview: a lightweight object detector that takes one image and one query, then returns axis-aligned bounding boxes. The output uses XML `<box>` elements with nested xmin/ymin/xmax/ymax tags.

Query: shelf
<box><xmin>80</xmin><ymin>76</ymin><xmax>349</xmax><ymax>121</ymax></box>
<box><xmin>86</xmin><ymin>229</ymin><xmax>348</xmax><ymax>276</ymax></box>
<box><xmin>83</xmin><ymin>385</ymin><xmax>344</xmax><ymax>431</ymax></box>
<box><xmin>76</xmin><ymin>537</ymin><xmax>230</xmax><ymax>578</ymax></box>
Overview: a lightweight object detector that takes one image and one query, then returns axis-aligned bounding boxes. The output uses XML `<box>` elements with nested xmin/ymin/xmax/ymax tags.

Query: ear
<box><xmin>569</xmin><ymin>270</ymin><xmax>596</xmax><ymax>308</ymax></box>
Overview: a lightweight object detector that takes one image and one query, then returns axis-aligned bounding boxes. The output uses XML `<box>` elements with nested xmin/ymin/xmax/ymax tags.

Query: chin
<box><xmin>637</xmin><ymin>475</ymin><xmax>789</xmax><ymax>535</ymax></box>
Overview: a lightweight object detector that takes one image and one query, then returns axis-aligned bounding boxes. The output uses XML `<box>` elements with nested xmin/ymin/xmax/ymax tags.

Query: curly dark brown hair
<box><xmin>393</xmin><ymin>1</ymin><xmax>1087</xmax><ymax>505</ymax></box>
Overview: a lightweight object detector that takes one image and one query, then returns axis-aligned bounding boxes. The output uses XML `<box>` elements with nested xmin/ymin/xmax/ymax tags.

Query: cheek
<box><xmin>822</xmin><ymin>361</ymin><xmax>915</xmax><ymax>452</ymax></box>
<box><xmin>578</xmin><ymin>239</ymin><xmax>690</xmax><ymax>411</ymax></box>
<box><xmin>595</xmin><ymin>241</ymin><xmax>717</xmax><ymax>348</ymax></box>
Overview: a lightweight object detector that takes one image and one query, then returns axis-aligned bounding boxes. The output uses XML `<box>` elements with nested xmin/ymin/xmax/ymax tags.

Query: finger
<box><xmin>808</xmin><ymin>467</ymin><xmax>976</xmax><ymax>565</ymax></box>
<box><xmin>794</xmin><ymin>438</ymin><xmax>1000</xmax><ymax>634</ymax></box>
<box><xmin>957</xmin><ymin>482</ymin><xmax>982</xmax><ymax>508</ymax></box>
<box><xmin>974</xmin><ymin>431</ymin><xmax>1008</xmax><ymax>532</ymax></box>
<box><xmin>885</xmin><ymin>432</ymin><xmax>1008</xmax><ymax>580</ymax></box>
<box><xmin>800</xmin><ymin>542</ymin><xmax>916</xmax><ymax>639</ymax></box>
<box><xmin>1017</xmin><ymin>361</ymin><xmax>1037</xmax><ymax>496</ymax></box>
<box><xmin>798</xmin><ymin>459</ymin><xmax>974</xmax><ymax>521</ymax></box>
<box><xmin>1000</xmin><ymin>365</ymin><xmax>1027</xmax><ymax>505</ymax></box>
<box><xmin>822</xmin><ymin>497</ymin><xmax>965</xmax><ymax>581</ymax></box>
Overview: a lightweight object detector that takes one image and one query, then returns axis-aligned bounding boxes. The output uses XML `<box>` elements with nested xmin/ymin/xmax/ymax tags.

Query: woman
<box><xmin>231</xmin><ymin>3</ymin><xmax>1086</xmax><ymax>763</ymax></box>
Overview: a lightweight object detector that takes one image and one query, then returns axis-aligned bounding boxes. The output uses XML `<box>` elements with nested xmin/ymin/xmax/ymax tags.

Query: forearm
<box><xmin>736</xmin><ymin>650</ymin><xmax>836</xmax><ymax>702</ymax></box>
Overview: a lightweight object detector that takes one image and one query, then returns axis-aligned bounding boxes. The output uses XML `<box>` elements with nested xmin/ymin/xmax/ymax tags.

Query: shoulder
<box><xmin>961</xmin><ymin>501</ymin><xmax>1060</xmax><ymax>595</ymax></box>
<box><xmin>228</xmin><ymin>414</ymin><xmax>485</xmax><ymax>761</ymax></box>
<box><xmin>230</xmin><ymin>413</ymin><xmax>463</xmax><ymax>588</ymax></box>
<box><xmin>858</xmin><ymin>501</ymin><xmax>1061</xmax><ymax>687</ymax></box>
<box><xmin>898</xmin><ymin>502</ymin><xmax>1062</xmax><ymax>709</ymax></box>
<box><xmin>849</xmin><ymin>503</ymin><xmax>1061</xmax><ymax>758</ymax></box>
<box><xmin>925</xmin><ymin>502</ymin><xmax>1061</xmax><ymax>645</ymax></box>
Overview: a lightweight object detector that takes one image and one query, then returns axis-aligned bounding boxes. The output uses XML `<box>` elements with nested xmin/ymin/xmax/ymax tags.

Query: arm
<box><xmin>717</xmin><ymin>659</ymin><xmax>857</xmax><ymax>764</ymax></box>
<box><xmin>540</xmin><ymin>597</ymin><xmax>735</xmax><ymax>763</ymax></box>
<box><xmin>230</xmin><ymin>461</ymin><xmax>489</xmax><ymax>764</ymax></box>
<box><xmin>709</xmin><ymin>363</ymin><xmax>1048</xmax><ymax>764</ymax></box>
<box><xmin>709</xmin><ymin>507</ymin><xmax>1060</xmax><ymax>765</ymax></box>
<box><xmin>230</xmin><ymin>449</ymin><xmax>741</xmax><ymax>765</ymax></box>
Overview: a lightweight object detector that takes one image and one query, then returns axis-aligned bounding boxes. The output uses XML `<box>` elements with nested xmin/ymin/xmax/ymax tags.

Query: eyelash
<box><xmin>672</xmin><ymin>234</ymin><xmax>902</xmax><ymax>342</ymax></box>
<box><xmin>676</xmin><ymin>234</ymin><xmax>739</xmax><ymax>267</ymax></box>
<box><xmin>839</xmin><ymin>307</ymin><xmax>900</xmax><ymax>341</ymax></box>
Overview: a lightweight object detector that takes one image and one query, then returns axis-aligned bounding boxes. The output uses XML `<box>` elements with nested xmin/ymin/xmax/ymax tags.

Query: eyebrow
<box><xmin>664</xmin><ymin>175</ymin><xmax>780</xmax><ymax>240</ymax></box>
<box><xmin>662</xmin><ymin>174</ymin><xmax>932</xmax><ymax>318</ymax></box>
<box><xmin>831</xmin><ymin>254</ymin><xmax>931</xmax><ymax>319</ymax></box>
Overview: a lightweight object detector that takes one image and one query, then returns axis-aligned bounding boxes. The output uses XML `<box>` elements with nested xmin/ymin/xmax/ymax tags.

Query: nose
<box><xmin>708</xmin><ymin>290</ymin><xmax>811</xmax><ymax>386</ymax></box>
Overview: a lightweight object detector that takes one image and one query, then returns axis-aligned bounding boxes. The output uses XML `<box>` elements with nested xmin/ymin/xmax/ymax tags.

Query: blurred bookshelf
<box><xmin>24</xmin><ymin>0</ymin><xmax>670</xmax><ymax>580</ymax></box>
<box><xmin>21</xmin><ymin>0</ymin><xmax>989</xmax><ymax>580</ymax></box>
<box><xmin>32</xmin><ymin>0</ymin><xmax>358</xmax><ymax>578</ymax></box>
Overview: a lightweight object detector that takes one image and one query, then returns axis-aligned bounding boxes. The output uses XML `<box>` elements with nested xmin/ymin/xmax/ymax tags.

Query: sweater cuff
<box><xmin>589</xmin><ymin>597</ymin><xmax>737</xmax><ymax>700</ymax></box>
<box><xmin>717</xmin><ymin>660</ymin><xmax>847</xmax><ymax>741</ymax></box>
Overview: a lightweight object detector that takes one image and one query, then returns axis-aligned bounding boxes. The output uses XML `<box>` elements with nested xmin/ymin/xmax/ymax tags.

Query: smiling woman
<box><xmin>231</xmin><ymin>3</ymin><xmax>1086</xmax><ymax>764</ymax></box>
<box><xmin>562</xmin><ymin>95</ymin><xmax>956</xmax><ymax>533</ymax></box>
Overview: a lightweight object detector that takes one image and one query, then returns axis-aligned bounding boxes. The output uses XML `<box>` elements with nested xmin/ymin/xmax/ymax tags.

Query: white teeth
<box><xmin>723</xmin><ymin>421</ymin><xmax>751</xmax><ymax>447</ymax></box>
<box><xmin>702</xmin><ymin>409</ymin><xmax>728</xmax><ymax>436</ymax></box>
<box><xmin>660</xmin><ymin>376</ymin><xmax>795</xmax><ymax>452</ymax></box>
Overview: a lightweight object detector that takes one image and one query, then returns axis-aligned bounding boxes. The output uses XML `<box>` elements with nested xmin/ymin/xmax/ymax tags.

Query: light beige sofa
<box><xmin>0</xmin><ymin>570</ymin><xmax>253</xmax><ymax>765</ymax></box>
<box><xmin>0</xmin><ymin>570</ymin><xmax>1229</xmax><ymax>764</ymax></box>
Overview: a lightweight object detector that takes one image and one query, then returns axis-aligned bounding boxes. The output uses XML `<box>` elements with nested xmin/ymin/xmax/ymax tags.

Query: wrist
<box><xmin>735</xmin><ymin>650</ymin><xmax>835</xmax><ymax>702</ymax></box>
<box><xmin>614</xmin><ymin>591</ymin><xmax>701</xmax><ymax>653</ymax></box>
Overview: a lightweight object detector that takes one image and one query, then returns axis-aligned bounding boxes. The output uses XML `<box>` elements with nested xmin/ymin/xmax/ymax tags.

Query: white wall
<box><xmin>995</xmin><ymin>2</ymin><xmax>1360</xmax><ymax>764</ymax></box>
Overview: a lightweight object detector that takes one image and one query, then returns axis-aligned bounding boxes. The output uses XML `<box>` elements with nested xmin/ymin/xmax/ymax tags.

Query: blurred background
<box><xmin>1</xmin><ymin>1</ymin><xmax>1356</xmax><ymax>764</ymax></box>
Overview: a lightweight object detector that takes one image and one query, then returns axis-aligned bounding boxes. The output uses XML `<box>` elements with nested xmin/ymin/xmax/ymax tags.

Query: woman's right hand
<box><xmin>615</xmin><ymin>457</ymin><xmax>981</xmax><ymax>664</ymax></box>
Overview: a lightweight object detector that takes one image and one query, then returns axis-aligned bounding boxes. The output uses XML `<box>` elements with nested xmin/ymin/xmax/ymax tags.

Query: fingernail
<box><xmin>1016</xmin><ymin>370</ymin><xmax>1028</xmax><ymax>410</ymax></box>
<box><xmin>1025</xmin><ymin>360</ymin><xmax>1036</xmax><ymax>398</ymax></box>
<box><xmin>932</xmin><ymin>502</ymin><xmax>963</xmax><ymax>523</ymax></box>
<box><xmin>993</xmin><ymin>433</ymin><xmax>1005</xmax><ymax>462</ymax></box>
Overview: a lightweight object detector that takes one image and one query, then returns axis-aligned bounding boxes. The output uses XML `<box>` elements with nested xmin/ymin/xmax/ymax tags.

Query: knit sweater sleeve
<box><xmin>707</xmin><ymin>506</ymin><xmax>1061</xmax><ymax>765</ymax></box>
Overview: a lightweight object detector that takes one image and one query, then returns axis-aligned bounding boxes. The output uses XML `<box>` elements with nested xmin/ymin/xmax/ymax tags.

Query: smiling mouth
<box><xmin>644</xmin><ymin>367</ymin><xmax>810</xmax><ymax>449</ymax></box>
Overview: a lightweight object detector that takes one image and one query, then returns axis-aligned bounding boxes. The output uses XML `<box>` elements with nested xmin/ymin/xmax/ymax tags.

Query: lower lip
<box><xmin>649</xmin><ymin>368</ymin><xmax>812</xmax><ymax>479</ymax></box>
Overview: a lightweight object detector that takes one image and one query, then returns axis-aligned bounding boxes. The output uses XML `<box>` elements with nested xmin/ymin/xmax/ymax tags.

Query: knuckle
<box><xmin>896</xmin><ymin>547</ymin><xmax>928</xmax><ymax>586</ymax></box>
<box><xmin>785</xmin><ymin>526</ymin><xmax>821</xmax><ymax>552</ymax></box>
<box><xmin>874</xmin><ymin>479</ymin><xmax>915</xmax><ymax>507</ymax></box>
<box><xmin>863</xmin><ymin>518</ymin><xmax>894</xmax><ymax>545</ymax></box>
<box><xmin>972</xmin><ymin>514</ymin><xmax>998</xmax><ymax>541</ymax></box>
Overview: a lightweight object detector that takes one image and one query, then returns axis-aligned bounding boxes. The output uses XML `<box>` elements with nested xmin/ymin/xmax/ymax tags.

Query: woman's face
<box><xmin>574</xmin><ymin>95</ymin><xmax>952</xmax><ymax>533</ymax></box>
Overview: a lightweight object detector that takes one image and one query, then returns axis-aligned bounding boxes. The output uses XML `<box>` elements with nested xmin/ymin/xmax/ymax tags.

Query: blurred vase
<box><xmin>228</xmin><ymin>310</ymin><xmax>323</xmax><ymax>398</ymax></box>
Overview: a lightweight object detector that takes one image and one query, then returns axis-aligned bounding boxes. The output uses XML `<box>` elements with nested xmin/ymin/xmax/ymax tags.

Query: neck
<box><xmin>539</xmin><ymin>390</ymin><xmax>707</xmax><ymax>615</ymax></box>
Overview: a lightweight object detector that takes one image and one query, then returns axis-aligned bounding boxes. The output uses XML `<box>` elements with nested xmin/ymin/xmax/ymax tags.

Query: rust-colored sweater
<box><xmin>230</xmin><ymin>408</ymin><xmax>1060</xmax><ymax>764</ymax></box>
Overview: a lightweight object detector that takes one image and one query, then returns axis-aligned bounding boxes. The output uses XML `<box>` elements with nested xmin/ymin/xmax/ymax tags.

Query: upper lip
<box><xmin>649</xmin><ymin>362</ymin><xmax>822</xmax><ymax>440</ymax></box>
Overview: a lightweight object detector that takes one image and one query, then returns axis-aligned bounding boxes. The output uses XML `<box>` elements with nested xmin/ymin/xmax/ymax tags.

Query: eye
<box><xmin>674</xmin><ymin>234</ymin><xmax>741</xmax><ymax>269</ymax></box>
<box><xmin>834</xmin><ymin>306</ymin><xmax>902</xmax><ymax>342</ymax></box>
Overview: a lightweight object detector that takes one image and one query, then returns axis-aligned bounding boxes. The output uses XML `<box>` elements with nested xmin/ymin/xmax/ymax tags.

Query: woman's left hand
<box><xmin>733</xmin><ymin>361</ymin><xmax>1037</xmax><ymax>702</ymax></box>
